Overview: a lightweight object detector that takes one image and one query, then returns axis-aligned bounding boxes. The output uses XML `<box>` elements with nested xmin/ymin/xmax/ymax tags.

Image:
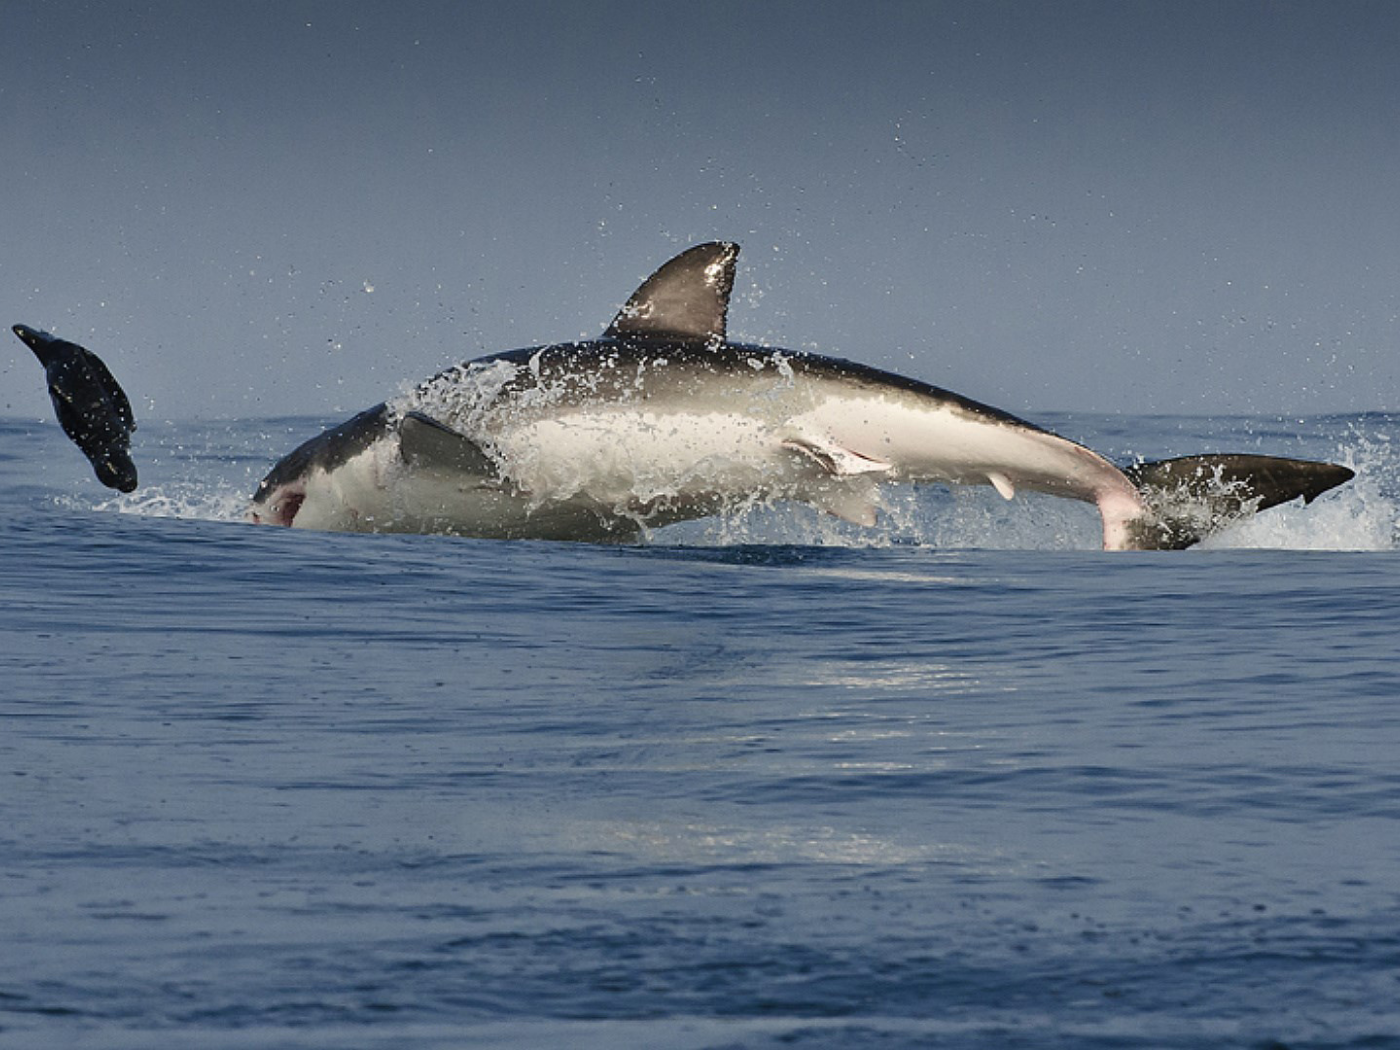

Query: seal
<box><xmin>13</xmin><ymin>324</ymin><xmax>137</xmax><ymax>492</ymax></box>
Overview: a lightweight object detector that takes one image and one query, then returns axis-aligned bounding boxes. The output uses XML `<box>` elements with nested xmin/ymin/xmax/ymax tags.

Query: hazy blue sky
<box><xmin>3</xmin><ymin>0</ymin><xmax>1398</xmax><ymax>420</ymax></box>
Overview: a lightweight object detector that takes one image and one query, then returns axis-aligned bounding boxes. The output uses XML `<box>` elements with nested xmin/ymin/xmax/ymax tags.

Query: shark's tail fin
<box><xmin>1119</xmin><ymin>454</ymin><xmax>1354</xmax><ymax>550</ymax></box>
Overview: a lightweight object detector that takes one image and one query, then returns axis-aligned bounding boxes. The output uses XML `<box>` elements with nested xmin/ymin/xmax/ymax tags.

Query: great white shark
<box><xmin>250</xmin><ymin>242</ymin><xmax>1353</xmax><ymax>549</ymax></box>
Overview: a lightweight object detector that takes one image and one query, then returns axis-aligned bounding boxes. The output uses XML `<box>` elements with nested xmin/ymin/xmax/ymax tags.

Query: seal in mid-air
<box><xmin>13</xmin><ymin>324</ymin><xmax>138</xmax><ymax>493</ymax></box>
<box><xmin>249</xmin><ymin>242</ymin><xmax>1353</xmax><ymax>548</ymax></box>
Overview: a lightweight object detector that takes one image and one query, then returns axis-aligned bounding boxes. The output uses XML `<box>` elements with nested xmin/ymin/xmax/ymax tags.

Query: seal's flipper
<box><xmin>603</xmin><ymin>242</ymin><xmax>739</xmax><ymax>344</ymax></box>
<box><xmin>1124</xmin><ymin>454</ymin><xmax>1355</xmax><ymax>549</ymax></box>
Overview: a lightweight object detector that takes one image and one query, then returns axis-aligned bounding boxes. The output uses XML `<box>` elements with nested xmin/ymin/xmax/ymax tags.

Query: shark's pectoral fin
<box><xmin>806</xmin><ymin>477</ymin><xmax>883</xmax><ymax>527</ymax></box>
<box><xmin>398</xmin><ymin>411</ymin><xmax>498</xmax><ymax>478</ymax></box>
<box><xmin>781</xmin><ymin>436</ymin><xmax>893</xmax><ymax>477</ymax></box>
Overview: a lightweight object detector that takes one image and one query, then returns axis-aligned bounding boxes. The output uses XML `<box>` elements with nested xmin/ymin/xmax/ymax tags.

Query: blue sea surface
<box><xmin>2</xmin><ymin>412</ymin><xmax>1398</xmax><ymax>1049</ymax></box>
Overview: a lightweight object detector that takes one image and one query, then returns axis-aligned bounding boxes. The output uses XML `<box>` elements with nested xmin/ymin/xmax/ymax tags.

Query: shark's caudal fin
<box><xmin>1120</xmin><ymin>454</ymin><xmax>1355</xmax><ymax>550</ymax></box>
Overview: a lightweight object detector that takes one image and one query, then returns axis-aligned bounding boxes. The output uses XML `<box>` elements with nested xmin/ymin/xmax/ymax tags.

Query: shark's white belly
<box><xmin>479</xmin><ymin>390</ymin><xmax>1127</xmax><ymax>511</ymax></box>
<box><xmin>488</xmin><ymin>409</ymin><xmax>796</xmax><ymax>505</ymax></box>
<box><xmin>800</xmin><ymin>396</ymin><xmax>1129</xmax><ymax>499</ymax></box>
<box><xmin>287</xmin><ymin>373</ymin><xmax>1142</xmax><ymax>543</ymax></box>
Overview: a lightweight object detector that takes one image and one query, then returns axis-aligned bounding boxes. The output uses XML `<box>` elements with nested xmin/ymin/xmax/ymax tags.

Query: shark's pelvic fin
<box><xmin>986</xmin><ymin>472</ymin><xmax>1016</xmax><ymax>500</ymax></box>
<box><xmin>782</xmin><ymin>435</ymin><xmax>893</xmax><ymax>477</ymax></box>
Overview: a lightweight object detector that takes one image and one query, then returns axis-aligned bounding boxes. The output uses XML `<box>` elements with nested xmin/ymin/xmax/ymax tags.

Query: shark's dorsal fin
<box><xmin>603</xmin><ymin>241</ymin><xmax>739</xmax><ymax>343</ymax></box>
<box><xmin>398</xmin><ymin>411</ymin><xmax>498</xmax><ymax>476</ymax></box>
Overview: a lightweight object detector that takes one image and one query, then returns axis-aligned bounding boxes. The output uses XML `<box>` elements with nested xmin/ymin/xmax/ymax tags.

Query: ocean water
<box><xmin>2</xmin><ymin>411</ymin><xmax>1398</xmax><ymax>1049</ymax></box>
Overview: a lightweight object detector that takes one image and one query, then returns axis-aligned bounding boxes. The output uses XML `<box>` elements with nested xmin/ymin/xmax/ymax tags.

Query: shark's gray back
<box><xmin>417</xmin><ymin>338</ymin><xmax>1043</xmax><ymax>434</ymax></box>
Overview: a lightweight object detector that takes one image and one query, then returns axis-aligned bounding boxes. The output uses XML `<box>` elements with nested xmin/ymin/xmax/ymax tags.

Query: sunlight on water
<box><xmin>574</xmin><ymin>818</ymin><xmax>999</xmax><ymax>871</ymax></box>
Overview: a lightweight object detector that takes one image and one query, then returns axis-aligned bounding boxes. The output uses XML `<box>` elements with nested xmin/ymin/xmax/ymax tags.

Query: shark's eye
<box><xmin>277</xmin><ymin>492</ymin><xmax>305</xmax><ymax>525</ymax></box>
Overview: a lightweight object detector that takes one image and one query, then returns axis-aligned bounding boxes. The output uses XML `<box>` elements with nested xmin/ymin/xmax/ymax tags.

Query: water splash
<box><xmin>650</xmin><ymin>487</ymin><xmax>1100</xmax><ymax>551</ymax></box>
<box><xmin>64</xmin><ymin>415</ymin><xmax>1397</xmax><ymax>552</ymax></box>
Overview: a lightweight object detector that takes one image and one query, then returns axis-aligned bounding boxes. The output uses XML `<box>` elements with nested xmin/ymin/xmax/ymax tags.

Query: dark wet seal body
<box><xmin>12</xmin><ymin>324</ymin><xmax>138</xmax><ymax>492</ymax></box>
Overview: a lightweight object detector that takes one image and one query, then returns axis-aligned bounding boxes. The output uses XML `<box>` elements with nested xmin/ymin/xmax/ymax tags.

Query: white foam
<box><xmin>78</xmin><ymin>483</ymin><xmax>252</xmax><ymax>524</ymax></box>
<box><xmin>1203</xmin><ymin>478</ymin><xmax>1396</xmax><ymax>551</ymax></box>
<box><xmin>1201</xmin><ymin>434</ymin><xmax>1397</xmax><ymax>551</ymax></box>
